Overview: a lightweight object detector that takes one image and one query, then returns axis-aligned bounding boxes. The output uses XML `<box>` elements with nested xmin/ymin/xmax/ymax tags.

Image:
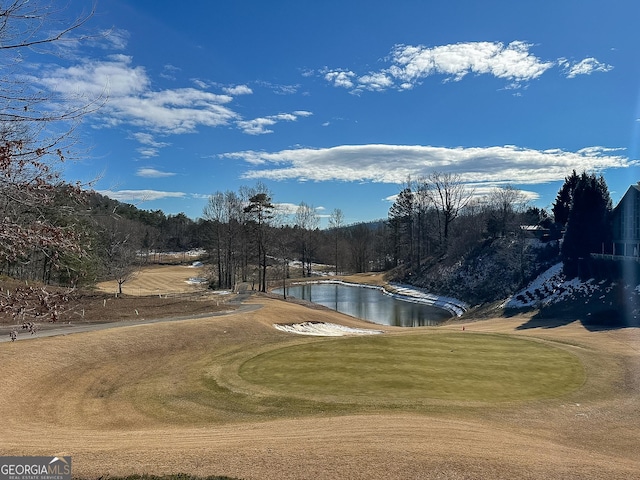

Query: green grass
<box><xmin>239</xmin><ymin>333</ymin><xmax>585</xmax><ymax>403</ymax></box>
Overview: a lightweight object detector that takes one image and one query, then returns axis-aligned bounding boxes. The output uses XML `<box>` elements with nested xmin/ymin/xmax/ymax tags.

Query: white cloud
<box><xmin>274</xmin><ymin>202</ymin><xmax>301</xmax><ymax>215</ymax></box>
<box><xmin>137</xmin><ymin>147</ymin><xmax>161</xmax><ymax>158</ymax></box>
<box><xmin>191</xmin><ymin>78</ymin><xmax>209</xmax><ymax>89</ymax></box>
<box><xmin>160</xmin><ymin>64</ymin><xmax>180</xmax><ymax>81</ymax></box>
<box><xmin>35</xmin><ymin>55</ymin><xmax>238</xmax><ymax>134</ymax></box>
<box><xmin>256</xmin><ymin>81</ymin><xmax>300</xmax><ymax>95</ymax></box>
<box><xmin>100</xmin><ymin>28</ymin><xmax>130</xmax><ymax>50</ymax></box>
<box><xmin>237</xmin><ymin>111</ymin><xmax>313</xmax><ymax>135</ymax></box>
<box><xmin>390</xmin><ymin>41</ymin><xmax>553</xmax><ymax>83</ymax></box>
<box><xmin>97</xmin><ymin>189</ymin><xmax>186</xmax><ymax>202</ymax></box>
<box><xmin>386</xmin><ymin>185</ymin><xmax>539</xmax><ymax>205</ymax></box>
<box><xmin>324</xmin><ymin>69</ymin><xmax>356</xmax><ymax>89</ymax></box>
<box><xmin>357</xmin><ymin>72</ymin><xmax>394</xmax><ymax>91</ymax></box>
<box><xmin>34</xmin><ymin>55</ymin><xmax>315</xmax><ymax>140</ymax></box>
<box><xmin>132</xmin><ymin>132</ymin><xmax>171</xmax><ymax>157</ymax></box>
<box><xmin>564</xmin><ymin>57</ymin><xmax>613</xmax><ymax>78</ymax></box>
<box><xmin>223</xmin><ymin>84</ymin><xmax>253</xmax><ymax>95</ymax></box>
<box><xmin>136</xmin><ymin>167</ymin><xmax>177</xmax><ymax>178</ymax></box>
<box><xmin>325</xmin><ymin>41</ymin><xmax>612</xmax><ymax>92</ymax></box>
<box><xmin>222</xmin><ymin>144</ymin><xmax>635</xmax><ymax>186</ymax></box>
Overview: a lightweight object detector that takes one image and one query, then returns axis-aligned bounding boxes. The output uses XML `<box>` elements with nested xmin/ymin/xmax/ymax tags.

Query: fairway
<box><xmin>1</xmin><ymin>295</ymin><xmax>639</xmax><ymax>480</ymax></box>
<box><xmin>240</xmin><ymin>333</ymin><xmax>585</xmax><ymax>403</ymax></box>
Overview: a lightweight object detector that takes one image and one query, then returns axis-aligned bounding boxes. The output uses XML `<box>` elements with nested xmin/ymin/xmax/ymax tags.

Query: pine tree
<box><xmin>561</xmin><ymin>172</ymin><xmax>612</xmax><ymax>278</ymax></box>
<box><xmin>552</xmin><ymin>170</ymin><xmax>580</xmax><ymax>227</ymax></box>
<box><xmin>244</xmin><ymin>192</ymin><xmax>275</xmax><ymax>292</ymax></box>
<box><xmin>388</xmin><ymin>187</ymin><xmax>414</xmax><ymax>267</ymax></box>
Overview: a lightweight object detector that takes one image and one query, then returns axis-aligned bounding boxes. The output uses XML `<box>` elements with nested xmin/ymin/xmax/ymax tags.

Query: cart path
<box><xmin>0</xmin><ymin>298</ymin><xmax>261</xmax><ymax>343</ymax></box>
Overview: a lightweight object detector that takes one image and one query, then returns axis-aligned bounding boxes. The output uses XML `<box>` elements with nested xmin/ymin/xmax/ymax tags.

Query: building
<box><xmin>605</xmin><ymin>183</ymin><xmax>640</xmax><ymax>258</ymax></box>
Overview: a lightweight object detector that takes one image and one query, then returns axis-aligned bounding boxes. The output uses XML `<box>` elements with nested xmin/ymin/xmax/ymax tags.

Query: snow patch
<box><xmin>387</xmin><ymin>283</ymin><xmax>468</xmax><ymax>316</ymax></box>
<box><xmin>503</xmin><ymin>262</ymin><xmax>609</xmax><ymax>309</ymax></box>
<box><xmin>274</xmin><ymin>322</ymin><xmax>384</xmax><ymax>336</ymax></box>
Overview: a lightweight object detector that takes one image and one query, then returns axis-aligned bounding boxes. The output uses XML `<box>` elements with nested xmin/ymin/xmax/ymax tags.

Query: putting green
<box><xmin>239</xmin><ymin>333</ymin><xmax>585</xmax><ymax>403</ymax></box>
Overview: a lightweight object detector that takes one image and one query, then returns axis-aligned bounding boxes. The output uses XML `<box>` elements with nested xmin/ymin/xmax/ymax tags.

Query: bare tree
<box><xmin>295</xmin><ymin>202</ymin><xmax>319</xmax><ymax>276</ymax></box>
<box><xmin>0</xmin><ymin>1</ymin><xmax>99</xmax><ymax>336</ymax></box>
<box><xmin>486</xmin><ymin>185</ymin><xmax>528</xmax><ymax>238</ymax></box>
<box><xmin>328</xmin><ymin>208</ymin><xmax>344</xmax><ymax>275</ymax></box>
<box><xmin>203</xmin><ymin>190</ymin><xmax>243</xmax><ymax>289</ymax></box>
<box><xmin>96</xmin><ymin>216</ymin><xmax>141</xmax><ymax>295</ymax></box>
<box><xmin>348</xmin><ymin>224</ymin><xmax>372</xmax><ymax>273</ymax></box>
<box><xmin>421</xmin><ymin>172</ymin><xmax>474</xmax><ymax>251</ymax></box>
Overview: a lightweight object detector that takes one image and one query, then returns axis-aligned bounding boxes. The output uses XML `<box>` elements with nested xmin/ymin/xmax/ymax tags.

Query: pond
<box><xmin>274</xmin><ymin>282</ymin><xmax>453</xmax><ymax>327</ymax></box>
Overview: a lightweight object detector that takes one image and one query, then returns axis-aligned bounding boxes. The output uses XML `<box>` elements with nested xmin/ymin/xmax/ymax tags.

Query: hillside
<box><xmin>502</xmin><ymin>262</ymin><xmax>640</xmax><ymax>328</ymax></box>
<box><xmin>404</xmin><ymin>236</ymin><xmax>558</xmax><ymax>305</ymax></box>
<box><xmin>398</xmin><ymin>236</ymin><xmax>640</xmax><ymax>327</ymax></box>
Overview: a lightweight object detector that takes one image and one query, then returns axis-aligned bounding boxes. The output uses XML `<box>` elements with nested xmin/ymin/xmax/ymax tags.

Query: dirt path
<box><xmin>1</xmin><ymin>295</ymin><xmax>638</xmax><ymax>479</ymax></box>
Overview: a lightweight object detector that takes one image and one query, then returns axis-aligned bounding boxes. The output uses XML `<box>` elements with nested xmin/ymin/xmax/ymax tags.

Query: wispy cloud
<box><xmin>136</xmin><ymin>167</ymin><xmax>177</xmax><ymax>178</ymax></box>
<box><xmin>274</xmin><ymin>202</ymin><xmax>301</xmax><ymax>215</ymax></box>
<box><xmin>561</xmin><ymin>57</ymin><xmax>614</xmax><ymax>78</ymax></box>
<box><xmin>33</xmin><ymin>53</ymin><xmax>314</xmax><ymax>141</ymax></box>
<box><xmin>256</xmin><ymin>81</ymin><xmax>300</xmax><ymax>95</ymax></box>
<box><xmin>385</xmin><ymin>185</ymin><xmax>540</xmax><ymax>205</ymax></box>
<box><xmin>36</xmin><ymin>55</ymin><xmax>238</xmax><ymax>134</ymax></box>
<box><xmin>160</xmin><ymin>64</ymin><xmax>181</xmax><ymax>81</ymax></box>
<box><xmin>323</xmin><ymin>41</ymin><xmax>613</xmax><ymax>93</ymax></box>
<box><xmin>97</xmin><ymin>189</ymin><xmax>186</xmax><ymax>202</ymax></box>
<box><xmin>132</xmin><ymin>132</ymin><xmax>171</xmax><ymax>157</ymax></box>
<box><xmin>222</xmin><ymin>144</ymin><xmax>635</xmax><ymax>186</ymax></box>
<box><xmin>223</xmin><ymin>84</ymin><xmax>253</xmax><ymax>95</ymax></box>
<box><xmin>237</xmin><ymin>111</ymin><xmax>313</xmax><ymax>135</ymax></box>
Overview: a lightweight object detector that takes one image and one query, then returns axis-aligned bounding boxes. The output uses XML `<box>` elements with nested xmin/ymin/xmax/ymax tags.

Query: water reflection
<box><xmin>275</xmin><ymin>283</ymin><xmax>452</xmax><ymax>327</ymax></box>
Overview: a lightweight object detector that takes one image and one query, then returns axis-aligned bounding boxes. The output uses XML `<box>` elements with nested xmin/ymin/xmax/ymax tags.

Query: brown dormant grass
<box><xmin>1</xmin><ymin>280</ymin><xmax>639</xmax><ymax>479</ymax></box>
<box><xmin>96</xmin><ymin>264</ymin><xmax>209</xmax><ymax>296</ymax></box>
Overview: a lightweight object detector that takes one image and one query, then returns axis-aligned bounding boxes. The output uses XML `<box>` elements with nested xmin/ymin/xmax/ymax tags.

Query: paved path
<box><xmin>0</xmin><ymin>296</ymin><xmax>261</xmax><ymax>343</ymax></box>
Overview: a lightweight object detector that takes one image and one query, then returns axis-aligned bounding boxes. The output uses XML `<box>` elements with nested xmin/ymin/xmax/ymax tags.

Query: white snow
<box><xmin>274</xmin><ymin>322</ymin><xmax>384</xmax><ymax>336</ymax></box>
<box><xmin>387</xmin><ymin>283</ymin><xmax>468</xmax><ymax>316</ymax></box>
<box><xmin>503</xmin><ymin>262</ymin><xmax>610</xmax><ymax>309</ymax></box>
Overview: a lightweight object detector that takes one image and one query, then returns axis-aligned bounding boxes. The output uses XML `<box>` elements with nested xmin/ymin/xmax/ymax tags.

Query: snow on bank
<box><xmin>274</xmin><ymin>322</ymin><xmax>383</xmax><ymax>336</ymax></box>
<box><xmin>386</xmin><ymin>283</ymin><xmax>468</xmax><ymax>316</ymax></box>
<box><xmin>503</xmin><ymin>263</ymin><xmax>609</xmax><ymax>309</ymax></box>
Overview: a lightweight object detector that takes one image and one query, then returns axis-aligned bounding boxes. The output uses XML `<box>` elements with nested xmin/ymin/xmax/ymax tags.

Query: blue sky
<box><xmin>31</xmin><ymin>0</ymin><xmax>640</xmax><ymax>225</ymax></box>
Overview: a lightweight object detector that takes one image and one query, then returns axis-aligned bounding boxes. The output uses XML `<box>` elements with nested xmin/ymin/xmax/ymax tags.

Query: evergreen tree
<box><xmin>388</xmin><ymin>187</ymin><xmax>414</xmax><ymax>267</ymax></box>
<box><xmin>552</xmin><ymin>170</ymin><xmax>580</xmax><ymax>226</ymax></box>
<box><xmin>561</xmin><ymin>172</ymin><xmax>612</xmax><ymax>278</ymax></box>
<box><xmin>244</xmin><ymin>192</ymin><xmax>275</xmax><ymax>292</ymax></box>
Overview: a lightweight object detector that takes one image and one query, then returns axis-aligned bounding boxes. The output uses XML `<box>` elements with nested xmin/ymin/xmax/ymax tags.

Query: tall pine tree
<box><xmin>561</xmin><ymin>172</ymin><xmax>612</xmax><ymax>278</ymax></box>
<box><xmin>552</xmin><ymin>170</ymin><xmax>580</xmax><ymax>227</ymax></box>
<box><xmin>388</xmin><ymin>187</ymin><xmax>415</xmax><ymax>267</ymax></box>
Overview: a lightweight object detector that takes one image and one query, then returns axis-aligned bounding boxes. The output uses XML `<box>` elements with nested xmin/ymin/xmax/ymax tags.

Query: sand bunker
<box><xmin>274</xmin><ymin>322</ymin><xmax>383</xmax><ymax>336</ymax></box>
